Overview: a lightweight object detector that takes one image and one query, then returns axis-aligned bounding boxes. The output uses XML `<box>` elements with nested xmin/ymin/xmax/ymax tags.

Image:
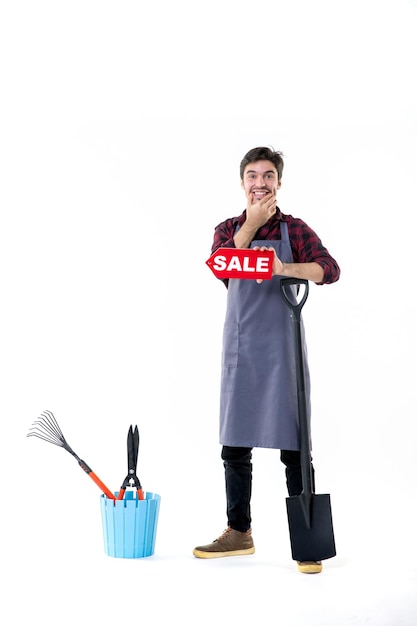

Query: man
<box><xmin>193</xmin><ymin>146</ymin><xmax>340</xmax><ymax>574</ymax></box>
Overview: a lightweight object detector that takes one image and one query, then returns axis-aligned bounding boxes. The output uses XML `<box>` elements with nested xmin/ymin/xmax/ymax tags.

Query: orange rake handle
<box><xmin>76</xmin><ymin>457</ymin><xmax>116</xmax><ymax>501</ymax></box>
<box><xmin>89</xmin><ymin>471</ymin><xmax>116</xmax><ymax>501</ymax></box>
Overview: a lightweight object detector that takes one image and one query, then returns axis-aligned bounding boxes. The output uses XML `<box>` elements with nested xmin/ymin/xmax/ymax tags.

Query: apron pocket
<box><xmin>222</xmin><ymin>322</ymin><xmax>239</xmax><ymax>367</ymax></box>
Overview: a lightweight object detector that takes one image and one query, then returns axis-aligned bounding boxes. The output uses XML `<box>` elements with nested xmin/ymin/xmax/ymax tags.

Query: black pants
<box><xmin>221</xmin><ymin>445</ymin><xmax>315</xmax><ymax>532</ymax></box>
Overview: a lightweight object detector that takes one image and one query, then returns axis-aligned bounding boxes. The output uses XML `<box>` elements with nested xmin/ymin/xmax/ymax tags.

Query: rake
<box><xmin>27</xmin><ymin>410</ymin><xmax>116</xmax><ymax>500</ymax></box>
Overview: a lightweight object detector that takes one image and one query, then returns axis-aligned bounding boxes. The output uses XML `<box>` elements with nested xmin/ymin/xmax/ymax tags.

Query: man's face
<box><xmin>241</xmin><ymin>159</ymin><xmax>281</xmax><ymax>202</ymax></box>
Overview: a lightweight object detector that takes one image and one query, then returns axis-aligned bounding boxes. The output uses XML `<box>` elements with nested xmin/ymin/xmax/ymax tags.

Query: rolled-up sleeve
<box><xmin>211</xmin><ymin>218</ymin><xmax>238</xmax><ymax>254</ymax></box>
<box><xmin>291</xmin><ymin>220</ymin><xmax>341</xmax><ymax>285</ymax></box>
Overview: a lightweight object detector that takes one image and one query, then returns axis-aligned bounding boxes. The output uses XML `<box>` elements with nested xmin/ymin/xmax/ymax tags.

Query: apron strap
<box><xmin>280</xmin><ymin>220</ymin><xmax>289</xmax><ymax>242</ymax></box>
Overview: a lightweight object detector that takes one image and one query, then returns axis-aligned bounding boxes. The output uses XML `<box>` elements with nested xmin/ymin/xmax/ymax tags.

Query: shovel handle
<box><xmin>280</xmin><ymin>278</ymin><xmax>309</xmax><ymax>320</ymax></box>
<box><xmin>281</xmin><ymin>277</ymin><xmax>312</xmax><ymax>486</ymax></box>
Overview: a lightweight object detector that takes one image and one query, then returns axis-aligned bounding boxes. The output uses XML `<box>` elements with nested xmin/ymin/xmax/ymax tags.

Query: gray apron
<box><xmin>219</xmin><ymin>221</ymin><xmax>311</xmax><ymax>450</ymax></box>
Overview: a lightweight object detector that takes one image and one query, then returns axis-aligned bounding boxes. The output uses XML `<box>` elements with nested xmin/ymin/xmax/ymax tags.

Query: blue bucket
<box><xmin>100</xmin><ymin>491</ymin><xmax>161</xmax><ymax>558</ymax></box>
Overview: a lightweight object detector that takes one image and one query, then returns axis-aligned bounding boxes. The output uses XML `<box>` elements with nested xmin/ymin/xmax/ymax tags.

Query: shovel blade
<box><xmin>286</xmin><ymin>493</ymin><xmax>336</xmax><ymax>562</ymax></box>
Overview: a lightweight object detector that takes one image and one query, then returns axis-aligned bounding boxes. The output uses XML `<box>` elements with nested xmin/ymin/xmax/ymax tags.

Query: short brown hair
<box><xmin>240</xmin><ymin>146</ymin><xmax>284</xmax><ymax>181</ymax></box>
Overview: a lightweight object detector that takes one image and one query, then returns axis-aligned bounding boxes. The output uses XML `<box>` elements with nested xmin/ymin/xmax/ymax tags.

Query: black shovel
<box><xmin>281</xmin><ymin>278</ymin><xmax>336</xmax><ymax>562</ymax></box>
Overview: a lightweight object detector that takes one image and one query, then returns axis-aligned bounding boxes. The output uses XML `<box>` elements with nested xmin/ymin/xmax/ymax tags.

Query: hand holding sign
<box><xmin>253</xmin><ymin>246</ymin><xmax>284</xmax><ymax>284</ymax></box>
<box><xmin>206</xmin><ymin>247</ymin><xmax>275</xmax><ymax>280</ymax></box>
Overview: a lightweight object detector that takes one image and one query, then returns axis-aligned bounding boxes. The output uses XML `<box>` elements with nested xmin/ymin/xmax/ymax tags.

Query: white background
<box><xmin>1</xmin><ymin>1</ymin><xmax>416</xmax><ymax>624</ymax></box>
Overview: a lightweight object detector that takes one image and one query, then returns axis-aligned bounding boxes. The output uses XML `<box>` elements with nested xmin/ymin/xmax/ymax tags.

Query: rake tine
<box><xmin>27</xmin><ymin>410</ymin><xmax>66</xmax><ymax>448</ymax></box>
<box><xmin>27</xmin><ymin>410</ymin><xmax>116</xmax><ymax>501</ymax></box>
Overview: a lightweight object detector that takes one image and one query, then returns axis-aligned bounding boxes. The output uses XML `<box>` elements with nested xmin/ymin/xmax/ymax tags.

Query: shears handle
<box><xmin>117</xmin><ymin>486</ymin><xmax>145</xmax><ymax>501</ymax></box>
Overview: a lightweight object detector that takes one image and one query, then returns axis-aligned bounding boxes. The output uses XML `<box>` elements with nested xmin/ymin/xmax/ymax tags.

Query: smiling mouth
<box><xmin>252</xmin><ymin>189</ymin><xmax>270</xmax><ymax>197</ymax></box>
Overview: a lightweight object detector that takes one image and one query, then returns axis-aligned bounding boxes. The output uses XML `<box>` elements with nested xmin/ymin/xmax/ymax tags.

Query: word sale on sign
<box><xmin>206</xmin><ymin>248</ymin><xmax>274</xmax><ymax>280</ymax></box>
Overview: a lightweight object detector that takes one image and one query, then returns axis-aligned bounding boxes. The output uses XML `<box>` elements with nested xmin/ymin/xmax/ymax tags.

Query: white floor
<box><xmin>10</xmin><ymin>545</ymin><xmax>417</xmax><ymax>626</ymax></box>
<box><xmin>5</xmin><ymin>442</ymin><xmax>417</xmax><ymax>626</ymax></box>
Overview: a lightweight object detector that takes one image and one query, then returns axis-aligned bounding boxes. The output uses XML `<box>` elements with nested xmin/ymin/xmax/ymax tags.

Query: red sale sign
<box><xmin>206</xmin><ymin>248</ymin><xmax>274</xmax><ymax>280</ymax></box>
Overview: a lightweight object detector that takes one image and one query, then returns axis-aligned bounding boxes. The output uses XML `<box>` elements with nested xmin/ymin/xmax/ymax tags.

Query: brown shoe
<box><xmin>297</xmin><ymin>560</ymin><xmax>322</xmax><ymax>574</ymax></box>
<box><xmin>193</xmin><ymin>527</ymin><xmax>255</xmax><ymax>559</ymax></box>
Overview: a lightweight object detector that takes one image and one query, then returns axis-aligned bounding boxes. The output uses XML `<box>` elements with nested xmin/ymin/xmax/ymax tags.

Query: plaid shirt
<box><xmin>211</xmin><ymin>208</ymin><xmax>340</xmax><ymax>286</ymax></box>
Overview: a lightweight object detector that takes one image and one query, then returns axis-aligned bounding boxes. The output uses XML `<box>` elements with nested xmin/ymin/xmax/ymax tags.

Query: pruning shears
<box><xmin>117</xmin><ymin>425</ymin><xmax>144</xmax><ymax>500</ymax></box>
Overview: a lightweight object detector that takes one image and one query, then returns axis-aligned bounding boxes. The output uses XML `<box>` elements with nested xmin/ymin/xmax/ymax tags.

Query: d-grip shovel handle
<box><xmin>281</xmin><ymin>277</ymin><xmax>313</xmax><ymax>497</ymax></box>
<box><xmin>280</xmin><ymin>278</ymin><xmax>309</xmax><ymax>320</ymax></box>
